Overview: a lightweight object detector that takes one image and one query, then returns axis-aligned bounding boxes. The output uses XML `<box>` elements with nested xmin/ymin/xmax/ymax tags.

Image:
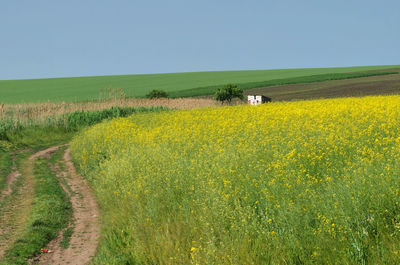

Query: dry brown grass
<box><xmin>0</xmin><ymin>97</ymin><xmax>224</xmax><ymax>127</ymax></box>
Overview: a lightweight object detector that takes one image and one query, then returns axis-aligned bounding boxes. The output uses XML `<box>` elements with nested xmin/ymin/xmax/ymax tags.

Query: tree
<box><xmin>214</xmin><ymin>84</ymin><xmax>244</xmax><ymax>104</ymax></box>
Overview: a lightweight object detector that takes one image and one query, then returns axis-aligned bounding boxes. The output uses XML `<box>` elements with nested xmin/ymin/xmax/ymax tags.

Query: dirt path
<box><xmin>0</xmin><ymin>147</ymin><xmax>57</xmax><ymax>258</ymax></box>
<box><xmin>34</xmin><ymin>148</ymin><xmax>100</xmax><ymax>265</ymax></box>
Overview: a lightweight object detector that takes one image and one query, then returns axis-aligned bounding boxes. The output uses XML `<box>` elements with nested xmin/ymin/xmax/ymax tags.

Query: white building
<box><xmin>248</xmin><ymin>95</ymin><xmax>271</xmax><ymax>105</ymax></box>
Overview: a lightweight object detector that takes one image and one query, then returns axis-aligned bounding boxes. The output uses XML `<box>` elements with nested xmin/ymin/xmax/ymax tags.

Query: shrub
<box><xmin>214</xmin><ymin>84</ymin><xmax>243</xmax><ymax>103</ymax></box>
<box><xmin>146</xmin><ymin>90</ymin><xmax>169</xmax><ymax>99</ymax></box>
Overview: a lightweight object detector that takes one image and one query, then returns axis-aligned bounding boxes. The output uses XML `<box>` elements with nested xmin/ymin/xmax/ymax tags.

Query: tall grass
<box><xmin>0</xmin><ymin>96</ymin><xmax>219</xmax><ymax>140</ymax></box>
<box><xmin>0</xmin><ymin>105</ymin><xmax>167</xmax><ymax>142</ymax></box>
<box><xmin>72</xmin><ymin>95</ymin><xmax>400</xmax><ymax>264</ymax></box>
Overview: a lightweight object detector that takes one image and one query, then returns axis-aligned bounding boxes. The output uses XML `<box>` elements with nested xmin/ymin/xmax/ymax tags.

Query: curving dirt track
<box><xmin>34</xmin><ymin>148</ymin><xmax>100</xmax><ymax>265</ymax></box>
<box><xmin>0</xmin><ymin>146</ymin><xmax>100</xmax><ymax>264</ymax></box>
<box><xmin>0</xmin><ymin>148</ymin><xmax>56</xmax><ymax>258</ymax></box>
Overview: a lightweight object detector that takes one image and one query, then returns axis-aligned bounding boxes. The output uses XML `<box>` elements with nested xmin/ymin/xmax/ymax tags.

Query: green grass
<box><xmin>0</xmin><ymin>151</ymin><xmax>16</xmax><ymax>213</ymax></box>
<box><xmin>0</xmin><ymin>152</ymin><xmax>30</xmax><ymax>213</ymax></box>
<box><xmin>6</xmin><ymin>127</ymin><xmax>75</xmax><ymax>150</ymax></box>
<box><xmin>60</xmin><ymin>227</ymin><xmax>73</xmax><ymax>249</ymax></box>
<box><xmin>0</xmin><ymin>65</ymin><xmax>399</xmax><ymax>103</ymax></box>
<box><xmin>3</xmin><ymin>157</ymin><xmax>72</xmax><ymax>265</ymax></box>
<box><xmin>0</xmin><ymin>150</ymin><xmax>12</xmax><ymax>192</ymax></box>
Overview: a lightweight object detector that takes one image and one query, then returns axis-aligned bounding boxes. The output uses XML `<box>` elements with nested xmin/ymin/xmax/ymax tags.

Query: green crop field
<box><xmin>0</xmin><ymin>65</ymin><xmax>399</xmax><ymax>103</ymax></box>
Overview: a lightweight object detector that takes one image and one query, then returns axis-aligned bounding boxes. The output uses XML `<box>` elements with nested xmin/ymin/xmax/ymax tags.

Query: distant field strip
<box><xmin>0</xmin><ymin>65</ymin><xmax>399</xmax><ymax>103</ymax></box>
<box><xmin>169</xmin><ymin>70</ymin><xmax>398</xmax><ymax>97</ymax></box>
<box><xmin>246</xmin><ymin>69</ymin><xmax>400</xmax><ymax>101</ymax></box>
<box><xmin>72</xmin><ymin>95</ymin><xmax>400</xmax><ymax>264</ymax></box>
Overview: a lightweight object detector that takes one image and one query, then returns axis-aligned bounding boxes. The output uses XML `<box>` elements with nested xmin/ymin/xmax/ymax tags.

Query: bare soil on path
<box><xmin>34</xmin><ymin>148</ymin><xmax>100</xmax><ymax>265</ymax></box>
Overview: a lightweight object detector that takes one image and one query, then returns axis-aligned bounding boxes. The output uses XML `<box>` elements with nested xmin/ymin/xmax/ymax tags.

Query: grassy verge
<box><xmin>2</xmin><ymin>156</ymin><xmax>72</xmax><ymax>265</ymax></box>
<box><xmin>0</xmin><ymin>150</ymin><xmax>12</xmax><ymax>191</ymax></box>
<box><xmin>6</xmin><ymin>127</ymin><xmax>75</xmax><ymax>150</ymax></box>
<box><xmin>0</xmin><ymin>106</ymin><xmax>167</xmax><ymax>145</ymax></box>
<box><xmin>0</xmin><ymin>152</ymin><xmax>31</xmax><ymax>213</ymax></box>
<box><xmin>169</xmin><ymin>71</ymin><xmax>397</xmax><ymax>97</ymax></box>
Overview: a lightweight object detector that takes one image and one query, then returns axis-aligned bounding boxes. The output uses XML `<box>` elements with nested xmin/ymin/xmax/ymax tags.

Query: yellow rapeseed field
<box><xmin>71</xmin><ymin>95</ymin><xmax>400</xmax><ymax>264</ymax></box>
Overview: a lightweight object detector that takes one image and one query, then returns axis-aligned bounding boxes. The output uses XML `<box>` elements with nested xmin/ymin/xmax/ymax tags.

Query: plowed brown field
<box><xmin>245</xmin><ymin>68</ymin><xmax>400</xmax><ymax>101</ymax></box>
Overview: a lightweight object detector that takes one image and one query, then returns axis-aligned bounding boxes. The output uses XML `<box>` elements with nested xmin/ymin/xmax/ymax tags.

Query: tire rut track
<box><xmin>0</xmin><ymin>147</ymin><xmax>57</xmax><ymax>258</ymax></box>
<box><xmin>34</xmin><ymin>148</ymin><xmax>100</xmax><ymax>265</ymax></box>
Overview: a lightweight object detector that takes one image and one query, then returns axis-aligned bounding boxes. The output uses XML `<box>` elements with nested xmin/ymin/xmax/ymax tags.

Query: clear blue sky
<box><xmin>1</xmin><ymin>0</ymin><xmax>399</xmax><ymax>80</ymax></box>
